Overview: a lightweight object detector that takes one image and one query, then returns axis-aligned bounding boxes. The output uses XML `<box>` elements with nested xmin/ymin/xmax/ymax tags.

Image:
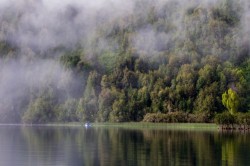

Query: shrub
<box><xmin>142</xmin><ymin>112</ymin><xmax>188</xmax><ymax>123</ymax></box>
<box><xmin>214</xmin><ymin>112</ymin><xmax>235</xmax><ymax>125</ymax></box>
<box><xmin>190</xmin><ymin>112</ymin><xmax>214</xmax><ymax>123</ymax></box>
<box><xmin>235</xmin><ymin>113</ymin><xmax>250</xmax><ymax>125</ymax></box>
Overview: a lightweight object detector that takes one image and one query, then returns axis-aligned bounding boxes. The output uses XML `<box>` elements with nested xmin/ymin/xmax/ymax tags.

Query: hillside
<box><xmin>0</xmin><ymin>0</ymin><xmax>250</xmax><ymax>123</ymax></box>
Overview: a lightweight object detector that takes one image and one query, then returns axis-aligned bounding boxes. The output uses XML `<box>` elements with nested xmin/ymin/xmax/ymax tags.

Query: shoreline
<box><xmin>0</xmin><ymin>122</ymin><xmax>218</xmax><ymax>131</ymax></box>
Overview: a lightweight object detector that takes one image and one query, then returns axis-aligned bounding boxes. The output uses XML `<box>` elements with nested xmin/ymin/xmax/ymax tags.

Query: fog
<box><xmin>0</xmin><ymin>0</ymin><xmax>249</xmax><ymax>122</ymax></box>
<box><xmin>0</xmin><ymin>0</ymin><xmax>136</xmax><ymax>52</ymax></box>
<box><xmin>1</xmin><ymin>0</ymin><xmax>249</xmax><ymax>54</ymax></box>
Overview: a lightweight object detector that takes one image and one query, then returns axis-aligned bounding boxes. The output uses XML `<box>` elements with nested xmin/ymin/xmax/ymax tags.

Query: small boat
<box><xmin>84</xmin><ymin>122</ymin><xmax>91</xmax><ymax>127</ymax></box>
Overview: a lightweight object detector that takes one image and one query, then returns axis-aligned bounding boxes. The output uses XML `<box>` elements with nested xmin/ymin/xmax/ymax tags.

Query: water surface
<box><xmin>0</xmin><ymin>125</ymin><xmax>249</xmax><ymax>166</ymax></box>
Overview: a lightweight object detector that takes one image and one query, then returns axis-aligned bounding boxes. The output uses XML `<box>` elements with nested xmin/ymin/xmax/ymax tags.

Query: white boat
<box><xmin>84</xmin><ymin>122</ymin><xmax>91</xmax><ymax>127</ymax></box>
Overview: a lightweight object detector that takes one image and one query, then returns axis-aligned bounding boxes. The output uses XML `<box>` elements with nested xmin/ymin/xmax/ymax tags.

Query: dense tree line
<box><xmin>0</xmin><ymin>0</ymin><xmax>250</xmax><ymax>123</ymax></box>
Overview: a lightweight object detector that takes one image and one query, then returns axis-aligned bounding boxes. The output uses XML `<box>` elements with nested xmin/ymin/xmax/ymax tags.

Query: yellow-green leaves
<box><xmin>222</xmin><ymin>88</ymin><xmax>240</xmax><ymax>115</ymax></box>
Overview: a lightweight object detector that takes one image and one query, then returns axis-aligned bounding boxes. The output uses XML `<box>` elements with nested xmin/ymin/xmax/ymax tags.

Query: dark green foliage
<box><xmin>98</xmin><ymin>52</ymin><xmax>119</xmax><ymax>74</ymax></box>
<box><xmin>60</xmin><ymin>51</ymin><xmax>81</xmax><ymax>68</ymax></box>
<box><xmin>194</xmin><ymin>82</ymin><xmax>221</xmax><ymax>114</ymax></box>
<box><xmin>0</xmin><ymin>41</ymin><xmax>16</xmax><ymax>58</ymax></box>
<box><xmin>98</xmin><ymin>88</ymin><xmax>117</xmax><ymax>122</ymax></box>
<box><xmin>212</xmin><ymin>0</ymin><xmax>240</xmax><ymax>26</ymax></box>
<box><xmin>60</xmin><ymin>49</ymin><xmax>91</xmax><ymax>73</ymax></box>
<box><xmin>235</xmin><ymin>113</ymin><xmax>250</xmax><ymax>125</ymax></box>
<box><xmin>215</xmin><ymin>112</ymin><xmax>250</xmax><ymax>126</ymax></box>
<box><xmin>22</xmin><ymin>87</ymin><xmax>56</xmax><ymax>124</ymax></box>
<box><xmin>81</xmin><ymin>71</ymin><xmax>101</xmax><ymax>122</ymax></box>
<box><xmin>240</xmin><ymin>60</ymin><xmax>250</xmax><ymax>111</ymax></box>
<box><xmin>142</xmin><ymin>112</ymin><xmax>188</xmax><ymax>123</ymax></box>
<box><xmin>214</xmin><ymin>112</ymin><xmax>235</xmax><ymax>125</ymax></box>
<box><xmin>61</xmin><ymin>54</ymin><xmax>80</xmax><ymax>68</ymax></box>
<box><xmin>188</xmin><ymin>112</ymin><xmax>214</xmax><ymax>123</ymax></box>
<box><xmin>56</xmin><ymin>99</ymin><xmax>79</xmax><ymax>122</ymax></box>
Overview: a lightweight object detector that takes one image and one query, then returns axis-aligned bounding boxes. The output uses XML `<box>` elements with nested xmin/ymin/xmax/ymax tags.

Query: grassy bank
<box><xmin>91</xmin><ymin>122</ymin><xmax>218</xmax><ymax>131</ymax></box>
<box><xmin>1</xmin><ymin>122</ymin><xmax>218</xmax><ymax>131</ymax></box>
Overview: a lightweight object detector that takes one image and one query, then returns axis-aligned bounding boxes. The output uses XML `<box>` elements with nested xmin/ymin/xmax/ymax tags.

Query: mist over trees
<box><xmin>0</xmin><ymin>0</ymin><xmax>250</xmax><ymax>123</ymax></box>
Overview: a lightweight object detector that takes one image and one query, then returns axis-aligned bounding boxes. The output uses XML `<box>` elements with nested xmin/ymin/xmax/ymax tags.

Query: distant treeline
<box><xmin>0</xmin><ymin>0</ymin><xmax>250</xmax><ymax>123</ymax></box>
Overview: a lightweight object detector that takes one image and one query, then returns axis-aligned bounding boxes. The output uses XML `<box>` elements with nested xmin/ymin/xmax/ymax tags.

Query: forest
<box><xmin>0</xmin><ymin>0</ymin><xmax>250</xmax><ymax>123</ymax></box>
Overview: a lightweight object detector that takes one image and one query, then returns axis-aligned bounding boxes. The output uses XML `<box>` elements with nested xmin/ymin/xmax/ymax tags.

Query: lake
<box><xmin>0</xmin><ymin>124</ymin><xmax>249</xmax><ymax>166</ymax></box>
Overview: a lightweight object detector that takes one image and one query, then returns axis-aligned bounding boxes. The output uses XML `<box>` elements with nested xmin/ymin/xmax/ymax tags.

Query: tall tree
<box><xmin>222</xmin><ymin>88</ymin><xmax>240</xmax><ymax>115</ymax></box>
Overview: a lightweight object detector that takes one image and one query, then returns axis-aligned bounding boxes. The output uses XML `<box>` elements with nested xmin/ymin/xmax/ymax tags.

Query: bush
<box><xmin>142</xmin><ymin>112</ymin><xmax>188</xmax><ymax>123</ymax></box>
<box><xmin>189</xmin><ymin>112</ymin><xmax>214</xmax><ymax>123</ymax></box>
<box><xmin>214</xmin><ymin>112</ymin><xmax>235</xmax><ymax>125</ymax></box>
<box><xmin>235</xmin><ymin>113</ymin><xmax>250</xmax><ymax>125</ymax></box>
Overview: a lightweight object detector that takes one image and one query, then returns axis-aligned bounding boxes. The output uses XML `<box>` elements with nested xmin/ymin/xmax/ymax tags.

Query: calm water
<box><xmin>0</xmin><ymin>125</ymin><xmax>250</xmax><ymax>166</ymax></box>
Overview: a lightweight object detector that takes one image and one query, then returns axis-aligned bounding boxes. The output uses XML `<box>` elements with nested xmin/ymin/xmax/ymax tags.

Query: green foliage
<box><xmin>60</xmin><ymin>51</ymin><xmax>81</xmax><ymax>68</ymax></box>
<box><xmin>194</xmin><ymin>82</ymin><xmax>220</xmax><ymax>114</ymax></box>
<box><xmin>214</xmin><ymin>112</ymin><xmax>235</xmax><ymax>125</ymax></box>
<box><xmin>0</xmin><ymin>41</ymin><xmax>16</xmax><ymax>58</ymax></box>
<box><xmin>189</xmin><ymin>112</ymin><xmax>214</xmax><ymax>123</ymax></box>
<box><xmin>215</xmin><ymin>112</ymin><xmax>250</xmax><ymax>125</ymax></box>
<box><xmin>212</xmin><ymin>0</ymin><xmax>240</xmax><ymax>26</ymax></box>
<box><xmin>56</xmin><ymin>99</ymin><xmax>78</xmax><ymax>122</ymax></box>
<box><xmin>60</xmin><ymin>49</ymin><xmax>90</xmax><ymax>71</ymax></box>
<box><xmin>98</xmin><ymin>88</ymin><xmax>116</xmax><ymax>122</ymax></box>
<box><xmin>22</xmin><ymin>88</ymin><xmax>56</xmax><ymax>124</ymax></box>
<box><xmin>76</xmin><ymin>98</ymin><xmax>85</xmax><ymax>121</ymax></box>
<box><xmin>98</xmin><ymin>52</ymin><xmax>119</xmax><ymax>74</ymax></box>
<box><xmin>176</xmin><ymin>64</ymin><xmax>197</xmax><ymax>97</ymax></box>
<box><xmin>142</xmin><ymin>112</ymin><xmax>188</xmax><ymax>123</ymax></box>
<box><xmin>235</xmin><ymin>113</ymin><xmax>250</xmax><ymax>125</ymax></box>
<box><xmin>222</xmin><ymin>88</ymin><xmax>240</xmax><ymax>115</ymax></box>
<box><xmin>109</xmin><ymin>90</ymin><xmax>128</xmax><ymax>122</ymax></box>
<box><xmin>241</xmin><ymin>60</ymin><xmax>250</xmax><ymax>111</ymax></box>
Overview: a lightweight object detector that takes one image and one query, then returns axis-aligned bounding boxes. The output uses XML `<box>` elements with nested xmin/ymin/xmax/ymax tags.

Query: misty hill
<box><xmin>0</xmin><ymin>0</ymin><xmax>250</xmax><ymax>123</ymax></box>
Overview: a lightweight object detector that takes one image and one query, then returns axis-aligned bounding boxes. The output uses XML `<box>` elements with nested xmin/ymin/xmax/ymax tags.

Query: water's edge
<box><xmin>0</xmin><ymin>122</ymin><xmax>218</xmax><ymax>131</ymax></box>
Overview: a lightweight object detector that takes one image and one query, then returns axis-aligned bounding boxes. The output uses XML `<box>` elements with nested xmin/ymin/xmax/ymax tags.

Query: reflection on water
<box><xmin>0</xmin><ymin>125</ymin><xmax>250</xmax><ymax>166</ymax></box>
